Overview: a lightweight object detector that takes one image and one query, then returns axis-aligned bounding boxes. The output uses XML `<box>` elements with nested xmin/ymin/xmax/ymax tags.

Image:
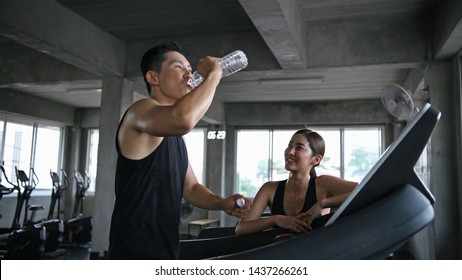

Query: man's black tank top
<box><xmin>271</xmin><ymin>176</ymin><xmax>317</xmax><ymax>215</ymax></box>
<box><xmin>109</xmin><ymin>113</ymin><xmax>188</xmax><ymax>259</ymax></box>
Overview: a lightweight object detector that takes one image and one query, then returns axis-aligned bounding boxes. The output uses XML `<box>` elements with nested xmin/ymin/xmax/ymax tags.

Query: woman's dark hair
<box><xmin>140</xmin><ymin>40</ymin><xmax>184</xmax><ymax>94</ymax></box>
<box><xmin>294</xmin><ymin>128</ymin><xmax>325</xmax><ymax>177</ymax></box>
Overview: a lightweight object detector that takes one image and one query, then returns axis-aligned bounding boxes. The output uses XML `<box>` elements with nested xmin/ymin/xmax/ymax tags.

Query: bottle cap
<box><xmin>236</xmin><ymin>197</ymin><xmax>245</xmax><ymax>208</ymax></box>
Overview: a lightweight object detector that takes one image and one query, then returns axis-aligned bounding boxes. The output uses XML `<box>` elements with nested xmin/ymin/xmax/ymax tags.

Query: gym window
<box><xmin>0</xmin><ymin>116</ymin><xmax>63</xmax><ymax>190</ymax></box>
<box><xmin>235</xmin><ymin>127</ymin><xmax>383</xmax><ymax>197</ymax></box>
<box><xmin>184</xmin><ymin>128</ymin><xmax>206</xmax><ymax>184</ymax></box>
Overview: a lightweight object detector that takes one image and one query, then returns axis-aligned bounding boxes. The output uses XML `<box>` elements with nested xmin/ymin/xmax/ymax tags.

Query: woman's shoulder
<box><xmin>260</xmin><ymin>180</ymin><xmax>283</xmax><ymax>192</ymax></box>
<box><xmin>254</xmin><ymin>180</ymin><xmax>283</xmax><ymax>202</ymax></box>
<box><xmin>314</xmin><ymin>175</ymin><xmax>341</xmax><ymax>188</ymax></box>
<box><xmin>315</xmin><ymin>174</ymin><xmax>336</xmax><ymax>182</ymax></box>
<box><xmin>315</xmin><ymin>175</ymin><xmax>358</xmax><ymax>193</ymax></box>
<box><xmin>267</xmin><ymin>179</ymin><xmax>287</xmax><ymax>185</ymax></box>
<box><xmin>316</xmin><ymin>174</ymin><xmax>357</xmax><ymax>184</ymax></box>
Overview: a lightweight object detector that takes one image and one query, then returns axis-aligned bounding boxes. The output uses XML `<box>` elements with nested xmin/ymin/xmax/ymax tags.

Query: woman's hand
<box><xmin>299</xmin><ymin>203</ymin><xmax>323</xmax><ymax>230</ymax></box>
<box><xmin>272</xmin><ymin>215</ymin><xmax>309</xmax><ymax>233</ymax></box>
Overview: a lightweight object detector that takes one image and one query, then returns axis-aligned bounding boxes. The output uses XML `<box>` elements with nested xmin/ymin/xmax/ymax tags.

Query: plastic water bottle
<box><xmin>188</xmin><ymin>50</ymin><xmax>248</xmax><ymax>88</ymax></box>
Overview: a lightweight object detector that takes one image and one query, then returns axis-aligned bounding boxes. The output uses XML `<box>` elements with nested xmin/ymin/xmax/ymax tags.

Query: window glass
<box><xmin>0</xmin><ymin>119</ymin><xmax>4</xmax><ymax>163</ymax></box>
<box><xmin>316</xmin><ymin>129</ymin><xmax>341</xmax><ymax>177</ymax></box>
<box><xmin>344</xmin><ymin>127</ymin><xmax>382</xmax><ymax>182</ymax></box>
<box><xmin>271</xmin><ymin>130</ymin><xmax>294</xmax><ymax>181</ymax></box>
<box><xmin>184</xmin><ymin>128</ymin><xmax>205</xmax><ymax>184</ymax></box>
<box><xmin>236</xmin><ymin>130</ymin><xmax>270</xmax><ymax>197</ymax></box>
<box><xmin>34</xmin><ymin>126</ymin><xmax>62</xmax><ymax>189</ymax></box>
<box><xmin>87</xmin><ymin>129</ymin><xmax>99</xmax><ymax>192</ymax></box>
<box><xmin>2</xmin><ymin>122</ymin><xmax>33</xmax><ymax>182</ymax></box>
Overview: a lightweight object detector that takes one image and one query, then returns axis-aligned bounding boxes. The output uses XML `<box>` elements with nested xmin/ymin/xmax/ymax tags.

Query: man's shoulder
<box><xmin>130</xmin><ymin>97</ymin><xmax>159</xmax><ymax>110</ymax></box>
<box><xmin>123</xmin><ymin>98</ymin><xmax>161</xmax><ymax>125</ymax></box>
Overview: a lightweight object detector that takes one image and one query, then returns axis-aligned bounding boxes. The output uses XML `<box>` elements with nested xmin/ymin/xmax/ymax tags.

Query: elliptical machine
<box><xmin>72</xmin><ymin>171</ymin><xmax>91</xmax><ymax>218</ymax></box>
<box><xmin>0</xmin><ymin>167</ymin><xmax>15</xmax><ymax>220</ymax></box>
<box><xmin>48</xmin><ymin>169</ymin><xmax>69</xmax><ymax>220</ymax></box>
<box><xmin>48</xmin><ymin>169</ymin><xmax>92</xmax><ymax>259</ymax></box>
<box><xmin>0</xmin><ymin>165</ymin><xmax>46</xmax><ymax>259</ymax></box>
<box><xmin>14</xmin><ymin>167</ymin><xmax>65</xmax><ymax>259</ymax></box>
<box><xmin>16</xmin><ymin>167</ymin><xmax>43</xmax><ymax>226</ymax></box>
<box><xmin>53</xmin><ymin>170</ymin><xmax>93</xmax><ymax>259</ymax></box>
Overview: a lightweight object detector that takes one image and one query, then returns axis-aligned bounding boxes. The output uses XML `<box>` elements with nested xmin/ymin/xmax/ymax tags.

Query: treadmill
<box><xmin>179</xmin><ymin>103</ymin><xmax>441</xmax><ymax>260</ymax></box>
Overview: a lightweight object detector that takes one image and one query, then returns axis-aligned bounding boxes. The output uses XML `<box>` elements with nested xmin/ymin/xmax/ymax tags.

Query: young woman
<box><xmin>235</xmin><ymin>129</ymin><xmax>357</xmax><ymax>235</ymax></box>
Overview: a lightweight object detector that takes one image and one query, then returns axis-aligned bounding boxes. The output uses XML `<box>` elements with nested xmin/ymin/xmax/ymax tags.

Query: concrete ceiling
<box><xmin>1</xmin><ymin>0</ymin><xmax>461</xmax><ymax>109</ymax></box>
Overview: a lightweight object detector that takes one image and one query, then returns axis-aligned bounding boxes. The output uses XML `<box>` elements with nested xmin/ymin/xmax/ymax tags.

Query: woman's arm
<box><xmin>302</xmin><ymin>175</ymin><xmax>358</xmax><ymax>229</ymax></box>
<box><xmin>317</xmin><ymin>175</ymin><xmax>358</xmax><ymax>198</ymax></box>
<box><xmin>235</xmin><ymin>182</ymin><xmax>309</xmax><ymax>235</ymax></box>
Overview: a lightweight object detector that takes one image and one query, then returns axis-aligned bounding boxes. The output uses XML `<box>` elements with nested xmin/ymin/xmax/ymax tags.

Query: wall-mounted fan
<box><xmin>381</xmin><ymin>84</ymin><xmax>416</xmax><ymax>120</ymax></box>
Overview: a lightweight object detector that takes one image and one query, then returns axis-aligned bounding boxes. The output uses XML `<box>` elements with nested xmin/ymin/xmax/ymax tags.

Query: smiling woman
<box><xmin>234</xmin><ymin>128</ymin><xmax>358</xmax><ymax>236</ymax></box>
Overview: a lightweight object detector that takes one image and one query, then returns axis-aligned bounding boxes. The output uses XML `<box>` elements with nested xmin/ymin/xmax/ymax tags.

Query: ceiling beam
<box><xmin>0</xmin><ymin>0</ymin><xmax>125</xmax><ymax>76</ymax></box>
<box><xmin>0</xmin><ymin>44</ymin><xmax>98</xmax><ymax>85</ymax></box>
<box><xmin>433</xmin><ymin>0</ymin><xmax>462</xmax><ymax>59</ymax></box>
<box><xmin>239</xmin><ymin>0</ymin><xmax>308</xmax><ymax>69</ymax></box>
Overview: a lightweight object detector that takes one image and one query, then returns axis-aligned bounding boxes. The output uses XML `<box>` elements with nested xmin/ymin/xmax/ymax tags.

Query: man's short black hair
<box><xmin>140</xmin><ymin>40</ymin><xmax>184</xmax><ymax>94</ymax></box>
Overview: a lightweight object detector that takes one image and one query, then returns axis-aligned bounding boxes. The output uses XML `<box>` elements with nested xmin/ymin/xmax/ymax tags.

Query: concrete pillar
<box><xmin>425</xmin><ymin>60</ymin><xmax>461</xmax><ymax>259</ymax></box>
<box><xmin>204</xmin><ymin>125</ymin><xmax>233</xmax><ymax>225</ymax></box>
<box><xmin>62</xmin><ymin>125</ymin><xmax>80</xmax><ymax>220</ymax></box>
<box><xmin>455</xmin><ymin>54</ymin><xmax>462</xmax><ymax>260</ymax></box>
<box><xmin>92</xmin><ymin>76</ymin><xmax>133</xmax><ymax>256</ymax></box>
